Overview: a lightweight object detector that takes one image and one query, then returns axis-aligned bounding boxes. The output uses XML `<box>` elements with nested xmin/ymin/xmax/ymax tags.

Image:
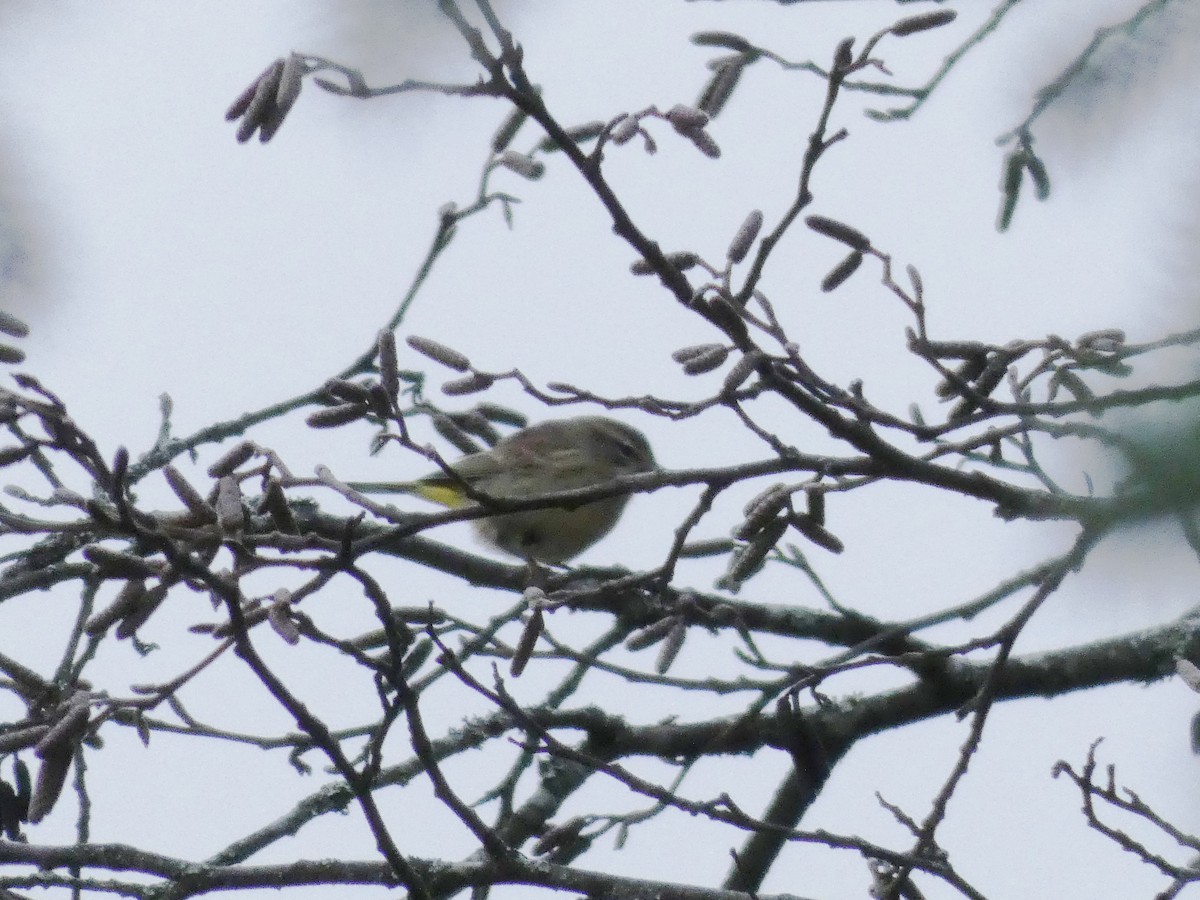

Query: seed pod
<box><xmin>268</xmin><ymin>592</ymin><xmax>301</xmax><ymax>646</ymax></box>
<box><xmin>86</xmin><ymin>579</ymin><xmax>148</xmax><ymax>636</ymax></box>
<box><xmin>821</xmin><ymin>251</ymin><xmax>864</xmax><ymax>292</ymax></box>
<box><xmin>27</xmin><ymin>749</ymin><xmax>72</xmax><ymax>824</ymax></box>
<box><xmin>115</xmin><ymin>583</ymin><xmax>170</xmax><ymax>639</ymax></box>
<box><xmin>972</xmin><ymin>353</ymin><xmax>1012</xmax><ymax>399</ymax></box>
<box><xmin>376</xmin><ymin>328</ymin><xmax>400</xmax><ymax>403</ymax></box>
<box><xmin>432</xmin><ymin>413</ymin><xmax>483</xmax><ymax>456</ymax></box>
<box><xmin>0</xmin><ymin>784</ymin><xmax>20</xmax><ymax>838</ymax></box>
<box><xmin>254</xmin><ymin>97</ymin><xmax>292</xmax><ymax>144</ymax></box>
<box><xmin>684</xmin><ymin>345</ymin><xmax>729</xmax><ymax>375</ymax></box>
<box><xmin>910</xmin><ymin>336</ymin><xmax>989</xmax><ymax>361</ymax></box>
<box><xmin>226</xmin><ymin>59</ymin><xmax>279</xmax><ymax>121</ymax></box>
<box><xmin>306</xmin><ymin>403</ymin><xmax>368</xmax><ymax>429</ymax></box>
<box><xmin>655</xmin><ymin>618</ymin><xmax>687</xmax><ymax>674</ymax></box>
<box><xmin>492</xmin><ymin>106</ymin><xmax>529</xmax><ymax>152</ymax></box>
<box><xmin>948</xmin><ymin>353</ymin><xmax>1012</xmax><ymax>420</ymax></box>
<box><xmin>235</xmin><ymin>58</ymin><xmax>284</xmax><ymax>143</ymax></box>
<box><xmin>323</xmin><ymin>378</ymin><xmax>373</xmax><ymax>403</ymax></box>
<box><xmin>446</xmin><ymin>411</ymin><xmax>499</xmax><ymax>445</ymax></box>
<box><xmin>791</xmin><ymin>515</ymin><xmax>844</xmax><ymax>553</ymax></box>
<box><xmin>906</xmin><ymin>264</ymin><xmax>924</xmax><ymax>298</ymax></box>
<box><xmin>681</xmin><ymin>127</ymin><xmax>721</xmax><ymax>159</ymax></box>
<box><xmin>610</xmin><ymin>115</ymin><xmax>639</xmax><ymax>145</ymax></box>
<box><xmin>724</xmin><ymin>517</ymin><xmax>787</xmax><ymax>587</ymax></box>
<box><xmin>404</xmin><ymin>335</ymin><xmax>469</xmax><ymax>372</ymax></box>
<box><xmin>691</xmin><ymin>31</ymin><xmax>754</xmax><ymax>53</ymax></box>
<box><xmin>996</xmin><ymin>183</ymin><xmax>1020</xmax><ymax>232</ymax></box>
<box><xmin>678</xmin><ymin>538</ymin><xmax>734</xmax><ymax>558</ymax></box>
<box><xmin>698</xmin><ymin>57</ymin><xmax>746</xmax><ymax>117</ymax></box>
<box><xmin>727</xmin><ymin>210</ymin><xmax>763</xmax><ymax>264</ymax></box>
<box><xmin>0</xmin><ymin>345</ymin><xmax>24</xmax><ymax>365</ymax></box>
<box><xmin>497</xmin><ymin>151</ymin><xmax>545</xmax><ymax>181</ymax></box>
<box><xmin>1053</xmin><ymin>368</ymin><xmax>1095</xmax><ymax>406</ymax></box>
<box><xmin>1025</xmin><ymin>153</ymin><xmax>1051</xmax><ymax>201</ymax></box>
<box><xmin>561</xmin><ymin>121</ymin><xmax>607</xmax><ymax>143</ymax></box>
<box><xmin>630</xmin><ymin>259</ymin><xmax>654</xmax><ymax>276</ymax></box>
<box><xmin>34</xmin><ymin>703</ymin><xmax>89</xmax><ymax>760</ymax></box>
<box><xmin>625</xmin><ymin>616</ymin><xmax>677</xmax><ymax>651</ymax></box>
<box><xmin>261</xmin><ymin>477</ymin><xmax>298</xmax><ymax>534</ymax></box>
<box><xmin>1001</xmin><ymin>151</ymin><xmax>1024</xmax><ymax>196</ymax></box>
<box><xmin>207</xmin><ymin>441</ymin><xmax>255</xmax><ymax>478</ymax></box>
<box><xmin>722</xmin><ymin>352</ymin><xmax>761</xmax><ymax>394</ymax></box>
<box><xmin>83</xmin><ymin>546</ymin><xmax>160</xmax><ymax>580</ymax></box>
<box><xmin>737</xmin><ymin>484</ymin><xmax>791</xmax><ymax>540</ymax></box>
<box><xmin>441</xmin><ymin>373</ymin><xmax>494</xmax><ymax>396</ymax></box>
<box><xmin>665</xmin><ymin>104</ymin><xmax>710</xmax><ymax>131</ymax></box>
<box><xmin>510</xmin><ymin>606</ymin><xmax>544</xmax><ymax>678</ymax></box>
<box><xmin>805</xmin><ymin>215</ymin><xmax>869</xmax><ymax>250</ymax></box>
<box><xmin>997</xmin><ymin>152</ymin><xmax>1025</xmax><ymax>232</ymax></box>
<box><xmin>0</xmin><ymin>310</ymin><xmax>28</xmax><ymax>339</ymax></box>
<box><xmin>891</xmin><ymin>10</ymin><xmax>957</xmax><ymax>37</ymax></box>
<box><xmin>807</xmin><ymin>489</ymin><xmax>825</xmax><ymax>526</ymax></box>
<box><xmin>0</xmin><ymin>724</ymin><xmax>50</xmax><ymax>753</ymax></box>
<box><xmin>12</xmin><ymin>757</ymin><xmax>29</xmax><ymax>810</ymax></box>
<box><xmin>108</xmin><ymin>446</ymin><xmax>129</xmax><ymax>494</ymax></box>
<box><xmin>832</xmin><ymin>37</ymin><xmax>854</xmax><ymax>73</ymax></box>
<box><xmin>225</xmin><ymin>76</ymin><xmax>258</xmax><ymax>121</ymax></box>
<box><xmin>666</xmin><ymin>251</ymin><xmax>700</xmax><ymax>271</ymax></box>
<box><xmin>0</xmin><ymin>652</ymin><xmax>46</xmax><ymax>699</ymax></box>
<box><xmin>164</xmin><ymin>465</ymin><xmax>217</xmax><ymax>524</ymax></box>
<box><xmin>474</xmin><ymin>403</ymin><xmax>528</xmax><ymax>428</ymax></box>
<box><xmin>0</xmin><ymin>445</ymin><xmax>34</xmax><ymax>467</ymax></box>
<box><xmin>264</xmin><ymin>53</ymin><xmax>304</xmax><ymax>141</ymax></box>
<box><xmin>133</xmin><ymin>712</ymin><xmax>151</xmax><ymax>747</ymax></box>
<box><xmin>672</xmin><ymin>343</ymin><xmax>722</xmax><ymax>363</ymax></box>
<box><xmin>226</xmin><ymin>66</ymin><xmax>274</xmax><ymax>140</ymax></box>
<box><xmin>215</xmin><ymin>476</ymin><xmax>245</xmax><ymax>535</ymax></box>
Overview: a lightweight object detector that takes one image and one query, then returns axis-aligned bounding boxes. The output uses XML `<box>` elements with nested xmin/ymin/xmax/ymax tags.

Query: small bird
<box><xmin>353</xmin><ymin>416</ymin><xmax>656</xmax><ymax>563</ymax></box>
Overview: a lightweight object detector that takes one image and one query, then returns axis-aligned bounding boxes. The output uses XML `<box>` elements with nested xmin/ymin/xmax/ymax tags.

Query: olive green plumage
<box><xmin>355</xmin><ymin>416</ymin><xmax>655</xmax><ymax>563</ymax></box>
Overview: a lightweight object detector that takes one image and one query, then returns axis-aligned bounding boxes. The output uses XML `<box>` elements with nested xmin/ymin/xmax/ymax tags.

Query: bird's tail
<box><xmin>345</xmin><ymin>480</ymin><xmax>468</xmax><ymax>509</ymax></box>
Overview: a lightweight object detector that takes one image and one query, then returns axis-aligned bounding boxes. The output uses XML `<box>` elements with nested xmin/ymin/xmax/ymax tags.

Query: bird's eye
<box><xmin>614</xmin><ymin>440</ymin><xmax>641</xmax><ymax>463</ymax></box>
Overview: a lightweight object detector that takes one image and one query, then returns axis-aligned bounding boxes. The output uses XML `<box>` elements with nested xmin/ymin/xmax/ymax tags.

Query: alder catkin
<box><xmin>405</xmin><ymin>335</ymin><xmax>470</xmax><ymax>372</ymax></box>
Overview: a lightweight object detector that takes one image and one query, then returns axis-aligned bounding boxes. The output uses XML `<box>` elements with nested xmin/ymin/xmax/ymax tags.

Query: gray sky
<box><xmin>0</xmin><ymin>2</ymin><xmax>1198</xmax><ymax>897</ymax></box>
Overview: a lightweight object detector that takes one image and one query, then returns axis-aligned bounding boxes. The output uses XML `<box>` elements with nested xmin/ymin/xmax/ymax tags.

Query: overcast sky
<box><xmin>1</xmin><ymin>3</ymin><xmax>1199</xmax><ymax>898</ymax></box>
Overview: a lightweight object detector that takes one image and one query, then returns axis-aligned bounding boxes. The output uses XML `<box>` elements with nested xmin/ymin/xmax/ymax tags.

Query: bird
<box><xmin>352</xmin><ymin>415</ymin><xmax>656</xmax><ymax>563</ymax></box>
